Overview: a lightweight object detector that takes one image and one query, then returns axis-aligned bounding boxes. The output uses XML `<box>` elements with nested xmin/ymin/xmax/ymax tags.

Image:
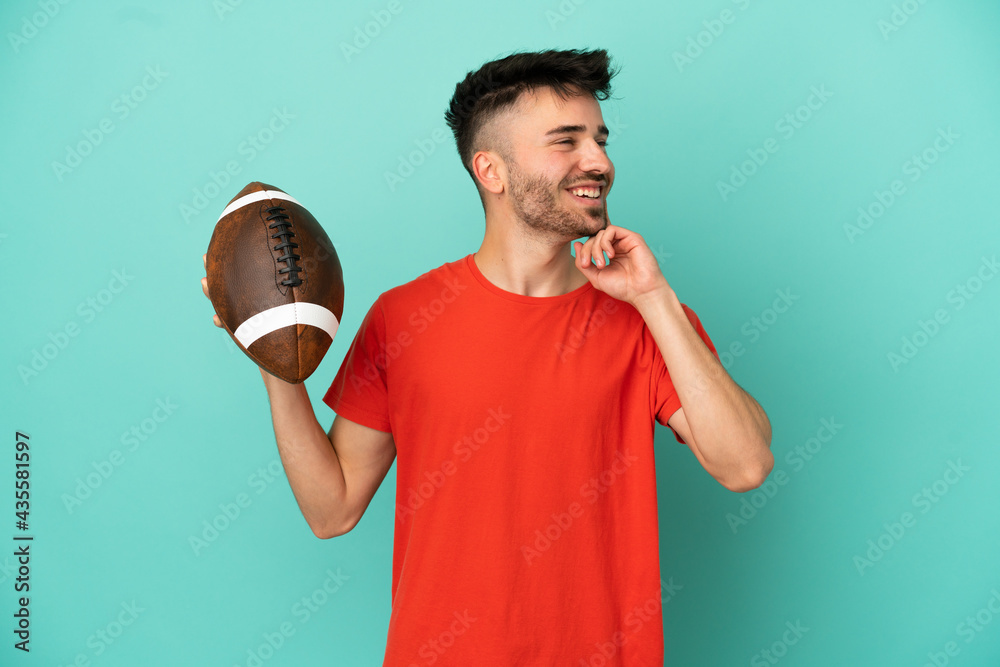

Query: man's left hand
<box><xmin>573</xmin><ymin>216</ymin><xmax>671</xmax><ymax>305</ymax></box>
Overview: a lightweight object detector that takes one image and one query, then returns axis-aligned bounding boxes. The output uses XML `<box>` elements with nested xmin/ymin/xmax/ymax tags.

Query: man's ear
<box><xmin>473</xmin><ymin>151</ymin><xmax>505</xmax><ymax>195</ymax></box>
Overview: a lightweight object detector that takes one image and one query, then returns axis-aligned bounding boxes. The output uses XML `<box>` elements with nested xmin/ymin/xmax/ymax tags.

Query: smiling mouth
<box><xmin>566</xmin><ymin>187</ymin><xmax>603</xmax><ymax>204</ymax></box>
<box><xmin>569</xmin><ymin>192</ymin><xmax>603</xmax><ymax>206</ymax></box>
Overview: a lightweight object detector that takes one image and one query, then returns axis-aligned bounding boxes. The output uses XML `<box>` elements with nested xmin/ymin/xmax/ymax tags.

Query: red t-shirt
<box><xmin>322</xmin><ymin>253</ymin><xmax>719</xmax><ymax>666</ymax></box>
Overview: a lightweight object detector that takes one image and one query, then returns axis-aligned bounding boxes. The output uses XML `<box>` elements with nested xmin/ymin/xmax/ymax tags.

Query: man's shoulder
<box><xmin>376</xmin><ymin>254</ymin><xmax>471</xmax><ymax>311</ymax></box>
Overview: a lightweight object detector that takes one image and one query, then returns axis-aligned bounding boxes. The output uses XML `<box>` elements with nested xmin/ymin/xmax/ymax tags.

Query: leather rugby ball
<box><xmin>206</xmin><ymin>181</ymin><xmax>344</xmax><ymax>383</ymax></box>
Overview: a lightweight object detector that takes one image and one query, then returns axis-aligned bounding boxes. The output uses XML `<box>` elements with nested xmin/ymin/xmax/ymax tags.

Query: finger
<box><xmin>213</xmin><ymin>314</ymin><xmax>222</xmax><ymax>328</ymax></box>
<box><xmin>580</xmin><ymin>237</ymin><xmax>594</xmax><ymax>267</ymax></box>
<box><xmin>592</xmin><ymin>230</ymin><xmax>607</xmax><ymax>267</ymax></box>
<box><xmin>601</xmin><ymin>228</ymin><xmax>616</xmax><ymax>260</ymax></box>
<box><xmin>574</xmin><ymin>241</ymin><xmax>597</xmax><ymax>277</ymax></box>
<box><xmin>201</xmin><ymin>276</ymin><xmax>210</xmax><ymax>299</ymax></box>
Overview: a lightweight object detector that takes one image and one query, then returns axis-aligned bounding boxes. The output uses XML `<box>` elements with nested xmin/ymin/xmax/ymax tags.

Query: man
<box><xmin>203</xmin><ymin>47</ymin><xmax>772</xmax><ymax>665</ymax></box>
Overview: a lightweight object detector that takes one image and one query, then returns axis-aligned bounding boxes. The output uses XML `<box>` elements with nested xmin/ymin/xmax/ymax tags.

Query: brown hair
<box><xmin>444</xmin><ymin>48</ymin><xmax>620</xmax><ymax>205</ymax></box>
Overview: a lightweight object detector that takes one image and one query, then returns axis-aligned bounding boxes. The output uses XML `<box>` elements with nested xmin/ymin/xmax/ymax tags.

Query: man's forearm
<box><xmin>634</xmin><ymin>286</ymin><xmax>773</xmax><ymax>488</ymax></box>
<box><xmin>258</xmin><ymin>368</ymin><xmax>350</xmax><ymax>537</ymax></box>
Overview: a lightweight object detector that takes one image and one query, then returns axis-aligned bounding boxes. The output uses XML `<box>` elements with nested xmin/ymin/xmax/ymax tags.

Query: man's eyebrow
<box><xmin>544</xmin><ymin>124</ymin><xmax>610</xmax><ymax>137</ymax></box>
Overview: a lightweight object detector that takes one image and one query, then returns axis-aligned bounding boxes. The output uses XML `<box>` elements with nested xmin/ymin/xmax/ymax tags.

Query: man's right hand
<box><xmin>202</xmin><ymin>247</ymin><xmax>397</xmax><ymax>538</ymax></box>
<box><xmin>201</xmin><ymin>253</ymin><xmax>223</xmax><ymax>329</ymax></box>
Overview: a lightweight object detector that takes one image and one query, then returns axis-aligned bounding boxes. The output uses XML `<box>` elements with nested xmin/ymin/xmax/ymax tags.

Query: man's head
<box><xmin>444</xmin><ymin>48</ymin><xmax>620</xmax><ymax>242</ymax></box>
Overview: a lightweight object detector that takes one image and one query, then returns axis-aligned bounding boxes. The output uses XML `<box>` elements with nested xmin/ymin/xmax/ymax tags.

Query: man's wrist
<box><xmin>632</xmin><ymin>282</ymin><xmax>678</xmax><ymax>315</ymax></box>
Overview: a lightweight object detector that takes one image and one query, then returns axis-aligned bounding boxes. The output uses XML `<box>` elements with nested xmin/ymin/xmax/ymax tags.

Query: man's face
<box><xmin>499</xmin><ymin>85</ymin><xmax>615</xmax><ymax>240</ymax></box>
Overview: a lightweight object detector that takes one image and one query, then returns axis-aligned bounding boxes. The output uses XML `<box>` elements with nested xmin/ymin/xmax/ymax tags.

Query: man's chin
<box><xmin>568</xmin><ymin>220</ymin><xmax>606</xmax><ymax>240</ymax></box>
<box><xmin>582</xmin><ymin>210</ymin><xmax>608</xmax><ymax>232</ymax></box>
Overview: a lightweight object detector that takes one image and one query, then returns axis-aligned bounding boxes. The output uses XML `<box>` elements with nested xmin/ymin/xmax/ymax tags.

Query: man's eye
<box><xmin>557</xmin><ymin>139</ymin><xmax>609</xmax><ymax>147</ymax></box>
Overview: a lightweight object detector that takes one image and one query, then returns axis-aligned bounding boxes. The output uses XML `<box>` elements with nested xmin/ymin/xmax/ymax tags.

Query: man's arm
<box><xmin>571</xmin><ymin>227</ymin><xmax>772</xmax><ymax>492</ymax></box>
<box><xmin>634</xmin><ymin>288</ymin><xmax>773</xmax><ymax>493</ymax></box>
<box><xmin>203</xmin><ymin>253</ymin><xmax>396</xmax><ymax>537</ymax></box>
<box><xmin>259</xmin><ymin>368</ymin><xmax>397</xmax><ymax>538</ymax></box>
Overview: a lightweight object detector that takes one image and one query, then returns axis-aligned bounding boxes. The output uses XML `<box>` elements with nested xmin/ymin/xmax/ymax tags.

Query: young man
<box><xmin>203</xmin><ymin>48</ymin><xmax>772</xmax><ymax>665</ymax></box>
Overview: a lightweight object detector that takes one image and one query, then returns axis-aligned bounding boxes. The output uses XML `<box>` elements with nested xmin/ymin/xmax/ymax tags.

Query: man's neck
<box><xmin>473</xmin><ymin>240</ymin><xmax>589</xmax><ymax>298</ymax></box>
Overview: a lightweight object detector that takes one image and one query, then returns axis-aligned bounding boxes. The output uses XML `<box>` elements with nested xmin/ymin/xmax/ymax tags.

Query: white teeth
<box><xmin>570</xmin><ymin>187</ymin><xmax>599</xmax><ymax>198</ymax></box>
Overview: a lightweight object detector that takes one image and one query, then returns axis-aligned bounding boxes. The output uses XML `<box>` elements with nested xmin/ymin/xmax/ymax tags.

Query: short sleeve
<box><xmin>322</xmin><ymin>298</ymin><xmax>392</xmax><ymax>433</ymax></box>
<box><xmin>651</xmin><ymin>303</ymin><xmax>720</xmax><ymax>444</ymax></box>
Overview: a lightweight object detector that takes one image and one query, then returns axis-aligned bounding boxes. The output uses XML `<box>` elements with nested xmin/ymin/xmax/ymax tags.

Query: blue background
<box><xmin>1</xmin><ymin>0</ymin><xmax>999</xmax><ymax>664</ymax></box>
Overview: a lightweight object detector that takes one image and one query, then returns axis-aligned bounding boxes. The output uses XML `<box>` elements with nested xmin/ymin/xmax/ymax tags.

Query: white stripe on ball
<box><xmin>217</xmin><ymin>190</ymin><xmax>302</xmax><ymax>222</ymax></box>
<box><xmin>234</xmin><ymin>303</ymin><xmax>339</xmax><ymax>349</ymax></box>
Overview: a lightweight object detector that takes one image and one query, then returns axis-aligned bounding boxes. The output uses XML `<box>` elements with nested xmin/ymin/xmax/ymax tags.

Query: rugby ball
<box><xmin>206</xmin><ymin>181</ymin><xmax>344</xmax><ymax>383</ymax></box>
